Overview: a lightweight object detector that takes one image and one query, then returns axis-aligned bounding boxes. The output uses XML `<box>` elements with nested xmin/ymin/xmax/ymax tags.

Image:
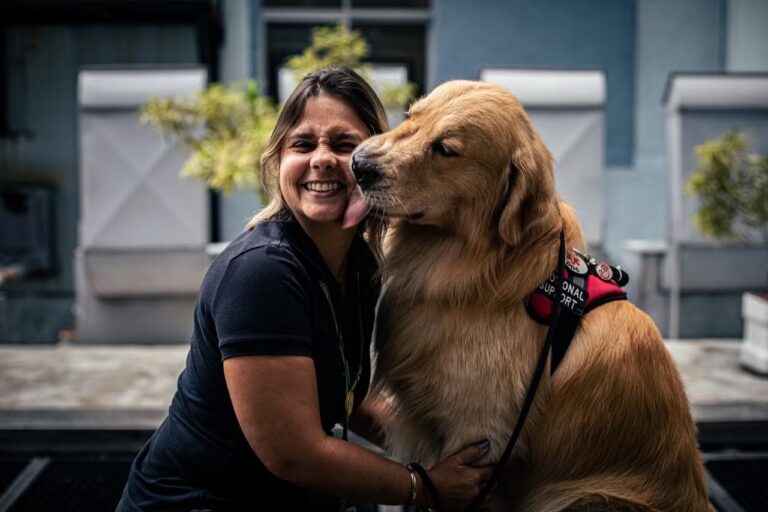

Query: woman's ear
<box><xmin>497</xmin><ymin>132</ymin><xmax>560</xmax><ymax>247</ymax></box>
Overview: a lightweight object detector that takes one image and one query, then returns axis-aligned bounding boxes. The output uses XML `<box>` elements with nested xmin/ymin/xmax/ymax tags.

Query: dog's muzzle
<box><xmin>351</xmin><ymin>150</ymin><xmax>383</xmax><ymax>190</ymax></box>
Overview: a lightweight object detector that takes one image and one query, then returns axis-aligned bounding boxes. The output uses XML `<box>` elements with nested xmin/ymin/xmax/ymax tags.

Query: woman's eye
<box><xmin>335</xmin><ymin>142</ymin><xmax>357</xmax><ymax>153</ymax></box>
<box><xmin>432</xmin><ymin>141</ymin><xmax>458</xmax><ymax>158</ymax></box>
<box><xmin>292</xmin><ymin>141</ymin><xmax>314</xmax><ymax>151</ymax></box>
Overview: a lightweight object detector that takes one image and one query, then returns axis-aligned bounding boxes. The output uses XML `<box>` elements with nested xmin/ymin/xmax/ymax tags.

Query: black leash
<box><xmin>465</xmin><ymin>229</ymin><xmax>566</xmax><ymax>512</ymax></box>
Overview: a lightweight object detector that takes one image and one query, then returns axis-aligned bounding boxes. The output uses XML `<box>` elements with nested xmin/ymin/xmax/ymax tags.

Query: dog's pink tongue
<box><xmin>341</xmin><ymin>185</ymin><xmax>370</xmax><ymax>229</ymax></box>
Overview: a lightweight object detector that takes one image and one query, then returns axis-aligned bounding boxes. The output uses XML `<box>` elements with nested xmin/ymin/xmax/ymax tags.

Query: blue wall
<box><xmin>727</xmin><ymin>0</ymin><xmax>768</xmax><ymax>71</ymax></box>
<box><xmin>605</xmin><ymin>0</ymin><xmax>725</xmax><ymax>260</ymax></box>
<box><xmin>433</xmin><ymin>0</ymin><xmax>636</xmax><ymax>167</ymax></box>
<box><xmin>432</xmin><ymin>0</ymin><xmax>729</xmax><ymax>260</ymax></box>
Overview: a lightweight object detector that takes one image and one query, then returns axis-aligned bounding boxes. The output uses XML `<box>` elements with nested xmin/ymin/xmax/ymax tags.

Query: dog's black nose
<box><xmin>351</xmin><ymin>151</ymin><xmax>382</xmax><ymax>190</ymax></box>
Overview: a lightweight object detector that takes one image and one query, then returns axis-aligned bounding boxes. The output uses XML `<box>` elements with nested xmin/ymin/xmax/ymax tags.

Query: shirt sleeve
<box><xmin>213</xmin><ymin>245</ymin><xmax>313</xmax><ymax>360</ymax></box>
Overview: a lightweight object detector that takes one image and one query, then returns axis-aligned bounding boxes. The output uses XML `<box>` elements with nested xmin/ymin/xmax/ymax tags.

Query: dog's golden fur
<box><xmin>354</xmin><ymin>81</ymin><xmax>711</xmax><ymax>511</ymax></box>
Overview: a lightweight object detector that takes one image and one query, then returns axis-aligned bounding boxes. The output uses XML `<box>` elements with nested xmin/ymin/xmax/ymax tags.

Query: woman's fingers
<box><xmin>477</xmin><ymin>466</ymin><xmax>494</xmax><ymax>482</ymax></box>
<box><xmin>471</xmin><ymin>466</ymin><xmax>494</xmax><ymax>495</ymax></box>
<box><xmin>449</xmin><ymin>440</ymin><xmax>491</xmax><ymax>466</ymax></box>
<box><xmin>426</xmin><ymin>441</ymin><xmax>498</xmax><ymax>511</ymax></box>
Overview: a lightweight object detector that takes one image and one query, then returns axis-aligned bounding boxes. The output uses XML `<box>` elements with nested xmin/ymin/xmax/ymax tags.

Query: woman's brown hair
<box><xmin>247</xmin><ymin>67</ymin><xmax>389</xmax><ymax>260</ymax></box>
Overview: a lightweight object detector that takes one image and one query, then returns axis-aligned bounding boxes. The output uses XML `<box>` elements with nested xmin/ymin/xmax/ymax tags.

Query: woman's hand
<box><xmin>421</xmin><ymin>441</ymin><xmax>493</xmax><ymax>511</ymax></box>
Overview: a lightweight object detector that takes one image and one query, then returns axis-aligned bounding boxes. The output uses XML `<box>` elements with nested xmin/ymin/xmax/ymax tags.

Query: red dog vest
<box><xmin>525</xmin><ymin>248</ymin><xmax>629</xmax><ymax>373</ymax></box>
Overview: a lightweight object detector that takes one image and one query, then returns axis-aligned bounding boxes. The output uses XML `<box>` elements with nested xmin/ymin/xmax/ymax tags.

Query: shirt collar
<box><xmin>277</xmin><ymin>219</ymin><xmax>371</xmax><ymax>287</ymax></box>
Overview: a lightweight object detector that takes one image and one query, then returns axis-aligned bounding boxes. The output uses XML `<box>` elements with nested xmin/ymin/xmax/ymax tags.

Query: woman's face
<box><xmin>279</xmin><ymin>94</ymin><xmax>370</xmax><ymax>230</ymax></box>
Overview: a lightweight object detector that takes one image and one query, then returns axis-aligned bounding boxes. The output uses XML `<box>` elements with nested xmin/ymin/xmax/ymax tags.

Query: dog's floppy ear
<box><xmin>497</xmin><ymin>130</ymin><xmax>560</xmax><ymax>247</ymax></box>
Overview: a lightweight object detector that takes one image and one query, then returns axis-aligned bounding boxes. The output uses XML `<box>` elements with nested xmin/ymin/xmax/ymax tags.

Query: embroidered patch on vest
<box><xmin>525</xmin><ymin>250</ymin><xmax>629</xmax><ymax>324</ymax></box>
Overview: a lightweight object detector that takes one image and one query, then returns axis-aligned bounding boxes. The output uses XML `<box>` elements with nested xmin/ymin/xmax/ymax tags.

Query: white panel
<box><xmin>665</xmin><ymin>74</ymin><xmax>768</xmax><ymax>111</ymax></box>
<box><xmin>481</xmin><ymin>69</ymin><xmax>605</xmax><ymax>108</ymax></box>
<box><xmin>80</xmin><ymin>115</ymin><xmax>142</xmax><ymax>246</ymax></box>
<box><xmin>76</xmin><ymin>68</ymin><xmax>208</xmax><ymax>343</ymax></box>
<box><xmin>526</xmin><ymin>110</ymin><xmax>604</xmax><ymax>247</ymax></box>
<box><xmin>278</xmin><ymin>64</ymin><xmax>409</xmax><ymax>103</ymax></box>
<box><xmin>79</xmin><ymin>68</ymin><xmax>206</xmax><ymax>108</ymax></box>
<box><xmin>368</xmin><ymin>65</ymin><xmax>409</xmax><ymax>92</ymax></box>
<box><xmin>481</xmin><ymin>69</ymin><xmax>606</xmax><ymax>248</ymax></box>
<box><xmin>75</xmin><ymin>249</ymin><xmax>197</xmax><ymax>343</ymax></box>
<box><xmin>278</xmin><ymin>67</ymin><xmax>296</xmax><ymax>104</ymax></box>
<box><xmin>79</xmin><ymin>81</ymin><xmax>208</xmax><ymax>248</ymax></box>
<box><xmin>278</xmin><ymin>64</ymin><xmax>408</xmax><ymax>126</ymax></box>
<box><xmin>85</xmin><ymin>249</ymin><xmax>208</xmax><ymax>297</ymax></box>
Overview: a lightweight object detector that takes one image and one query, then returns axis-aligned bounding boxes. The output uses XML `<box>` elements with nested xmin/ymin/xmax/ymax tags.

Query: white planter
<box><xmin>740</xmin><ymin>292</ymin><xmax>768</xmax><ymax>375</ymax></box>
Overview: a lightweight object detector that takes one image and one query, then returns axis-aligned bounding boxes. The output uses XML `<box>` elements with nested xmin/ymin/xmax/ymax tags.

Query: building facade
<box><xmin>2</xmin><ymin>0</ymin><xmax>767</xmax><ymax>342</ymax></box>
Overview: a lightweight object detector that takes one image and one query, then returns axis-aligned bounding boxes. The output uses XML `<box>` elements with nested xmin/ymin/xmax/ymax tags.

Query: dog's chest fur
<box><xmin>375</xmin><ymin>294</ymin><xmax>548</xmax><ymax>466</ymax></box>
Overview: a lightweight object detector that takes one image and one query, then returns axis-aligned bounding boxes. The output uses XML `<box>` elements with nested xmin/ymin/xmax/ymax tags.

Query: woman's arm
<box><xmin>348</xmin><ymin>391</ymin><xmax>390</xmax><ymax>448</ymax></box>
<box><xmin>224</xmin><ymin>355</ymin><xmax>490</xmax><ymax>509</ymax></box>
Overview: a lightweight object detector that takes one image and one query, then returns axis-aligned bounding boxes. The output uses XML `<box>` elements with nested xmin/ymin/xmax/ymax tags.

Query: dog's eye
<box><xmin>432</xmin><ymin>141</ymin><xmax>458</xmax><ymax>158</ymax></box>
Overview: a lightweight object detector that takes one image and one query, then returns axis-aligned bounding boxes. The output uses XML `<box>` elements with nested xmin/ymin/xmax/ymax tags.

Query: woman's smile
<box><xmin>302</xmin><ymin>180</ymin><xmax>346</xmax><ymax>194</ymax></box>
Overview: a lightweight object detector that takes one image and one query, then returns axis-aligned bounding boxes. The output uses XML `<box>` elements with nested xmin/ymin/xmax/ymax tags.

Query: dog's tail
<box><xmin>515</xmin><ymin>476</ymin><xmax>681</xmax><ymax>512</ymax></box>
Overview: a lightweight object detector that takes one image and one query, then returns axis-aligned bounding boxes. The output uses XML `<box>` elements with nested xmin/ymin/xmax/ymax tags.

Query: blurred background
<box><xmin>0</xmin><ymin>0</ymin><xmax>766</xmax><ymax>510</ymax></box>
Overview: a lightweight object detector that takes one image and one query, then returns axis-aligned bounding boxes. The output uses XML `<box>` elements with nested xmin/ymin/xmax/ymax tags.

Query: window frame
<box><xmin>257</xmin><ymin>2</ymin><xmax>432</xmax><ymax>99</ymax></box>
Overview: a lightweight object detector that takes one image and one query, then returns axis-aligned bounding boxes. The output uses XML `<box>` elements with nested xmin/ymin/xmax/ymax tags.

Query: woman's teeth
<box><xmin>304</xmin><ymin>182</ymin><xmax>343</xmax><ymax>192</ymax></box>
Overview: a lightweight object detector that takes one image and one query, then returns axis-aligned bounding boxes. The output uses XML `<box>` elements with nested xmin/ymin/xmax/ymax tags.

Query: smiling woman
<box><xmin>116</xmin><ymin>67</ymin><xmax>493</xmax><ymax>512</ymax></box>
<box><xmin>279</xmin><ymin>95</ymin><xmax>370</xmax><ymax>233</ymax></box>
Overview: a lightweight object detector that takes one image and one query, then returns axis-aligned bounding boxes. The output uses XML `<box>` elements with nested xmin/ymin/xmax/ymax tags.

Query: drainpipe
<box><xmin>667</xmin><ymin>106</ymin><xmax>681</xmax><ymax>340</ymax></box>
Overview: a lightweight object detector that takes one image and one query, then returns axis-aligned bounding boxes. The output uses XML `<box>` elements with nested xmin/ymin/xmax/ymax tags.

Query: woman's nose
<box><xmin>310</xmin><ymin>144</ymin><xmax>337</xmax><ymax>171</ymax></box>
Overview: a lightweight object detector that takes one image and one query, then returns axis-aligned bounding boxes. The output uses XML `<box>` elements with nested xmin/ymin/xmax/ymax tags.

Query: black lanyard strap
<box><xmin>319</xmin><ymin>276</ymin><xmax>364</xmax><ymax>442</ymax></box>
<box><xmin>465</xmin><ymin>229</ymin><xmax>566</xmax><ymax>512</ymax></box>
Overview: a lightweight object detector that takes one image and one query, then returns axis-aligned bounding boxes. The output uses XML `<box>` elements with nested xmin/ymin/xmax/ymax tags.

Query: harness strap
<box><xmin>550</xmin><ymin>309</ymin><xmax>581</xmax><ymax>375</ymax></box>
<box><xmin>527</xmin><ymin>250</ymin><xmax>629</xmax><ymax>374</ymax></box>
<box><xmin>465</xmin><ymin>229</ymin><xmax>565</xmax><ymax>512</ymax></box>
<box><xmin>465</xmin><ymin>238</ymin><xmax>630</xmax><ymax>510</ymax></box>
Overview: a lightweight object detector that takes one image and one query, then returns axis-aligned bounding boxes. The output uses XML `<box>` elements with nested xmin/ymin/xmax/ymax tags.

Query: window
<box><xmin>263</xmin><ymin>0</ymin><xmax>428</xmax><ymax>7</ymax></box>
<box><xmin>263</xmin><ymin>0</ymin><xmax>340</xmax><ymax>7</ymax></box>
<box><xmin>266</xmin><ymin>22</ymin><xmax>425</xmax><ymax>100</ymax></box>
<box><xmin>352</xmin><ymin>0</ymin><xmax>427</xmax><ymax>7</ymax></box>
<box><xmin>260</xmin><ymin>2</ymin><xmax>429</xmax><ymax>113</ymax></box>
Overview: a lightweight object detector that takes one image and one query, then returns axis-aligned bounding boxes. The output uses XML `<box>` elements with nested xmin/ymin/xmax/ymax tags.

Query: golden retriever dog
<box><xmin>350</xmin><ymin>81</ymin><xmax>711</xmax><ymax>511</ymax></box>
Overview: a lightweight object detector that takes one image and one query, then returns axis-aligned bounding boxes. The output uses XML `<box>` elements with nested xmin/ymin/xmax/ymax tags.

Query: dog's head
<box><xmin>352</xmin><ymin>80</ymin><xmax>560</xmax><ymax>248</ymax></box>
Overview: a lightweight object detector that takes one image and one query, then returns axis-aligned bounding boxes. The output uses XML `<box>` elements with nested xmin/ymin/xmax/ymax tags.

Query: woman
<box><xmin>118</xmin><ymin>67</ymin><xmax>490</xmax><ymax>511</ymax></box>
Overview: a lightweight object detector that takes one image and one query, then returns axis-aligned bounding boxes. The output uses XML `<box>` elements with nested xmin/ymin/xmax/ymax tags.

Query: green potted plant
<box><xmin>285</xmin><ymin>23</ymin><xmax>417</xmax><ymax>117</ymax></box>
<box><xmin>141</xmin><ymin>80</ymin><xmax>278</xmax><ymax>203</ymax></box>
<box><xmin>687</xmin><ymin>129</ymin><xmax>768</xmax><ymax>374</ymax></box>
<box><xmin>141</xmin><ymin>23</ymin><xmax>416</xmax><ymax>201</ymax></box>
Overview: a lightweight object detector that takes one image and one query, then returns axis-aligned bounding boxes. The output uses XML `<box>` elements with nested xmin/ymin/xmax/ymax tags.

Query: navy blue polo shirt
<box><xmin>118</xmin><ymin>220</ymin><xmax>380</xmax><ymax>511</ymax></box>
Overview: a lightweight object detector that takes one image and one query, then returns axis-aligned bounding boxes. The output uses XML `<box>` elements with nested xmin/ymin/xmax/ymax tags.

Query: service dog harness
<box><xmin>525</xmin><ymin>246</ymin><xmax>629</xmax><ymax>374</ymax></box>
<box><xmin>464</xmin><ymin>232</ymin><xmax>630</xmax><ymax>512</ymax></box>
